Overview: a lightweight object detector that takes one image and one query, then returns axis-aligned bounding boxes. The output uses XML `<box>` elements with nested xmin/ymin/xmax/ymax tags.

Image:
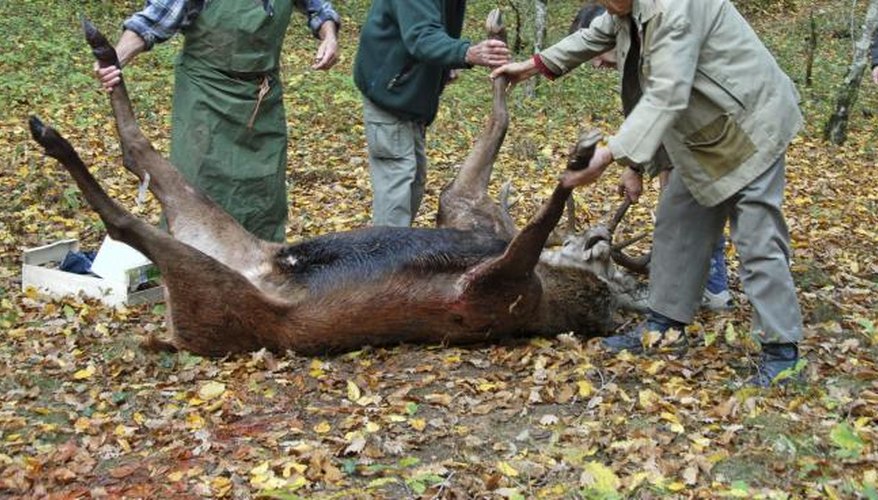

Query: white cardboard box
<box><xmin>21</xmin><ymin>238</ymin><xmax>164</xmax><ymax>307</ymax></box>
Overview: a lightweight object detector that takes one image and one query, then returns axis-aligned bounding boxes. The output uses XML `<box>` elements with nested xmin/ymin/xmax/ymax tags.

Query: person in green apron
<box><xmin>95</xmin><ymin>0</ymin><xmax>341</xmax><ymax>242</ymax></box>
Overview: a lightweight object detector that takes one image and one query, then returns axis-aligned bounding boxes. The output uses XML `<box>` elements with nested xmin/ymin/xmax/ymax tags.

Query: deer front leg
<box><xmin>462</xmin><ymin>130</ymin><xmax>602</xmax><ymax>287</ymax></box>
<box><xmin>437</xmin><ymin>9</ymin><xmax>517</xmax><ymax>240</ymax></box>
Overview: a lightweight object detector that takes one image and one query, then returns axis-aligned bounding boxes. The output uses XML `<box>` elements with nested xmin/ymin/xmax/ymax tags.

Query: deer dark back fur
<box><xmin>27</xmin><ymin>14</ymin><xmax>628</xmax><ymax>357</ymax></box>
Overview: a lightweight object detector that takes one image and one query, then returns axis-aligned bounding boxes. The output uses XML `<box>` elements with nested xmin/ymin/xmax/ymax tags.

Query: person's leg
<box><xmin>603</xmin><ymin>169</ymin><xmax>726</xmax><ymax>353</ymax></box>
<box><xmin>702</xmin><ymin>233</ymin><xmax>733</xmax><ymax>310</ymax></box>
<box><xmin>727</xmin><ymin>154</ymin><xmax>803</xmax><ymax>385</ymax></box>
<box><xmin>363</xmin><ymin>98</ymin><xmax>419</xmax><ymax>227</ymax></box>
<box><xmin>409</xmin><ymin>122</ymin><xmax>428</xmax><ymax>223</ymax></box>
<box><xmin>649</xmin><ymin>169</ymin><xmax>727</xmax><ymax>323</ymax></box>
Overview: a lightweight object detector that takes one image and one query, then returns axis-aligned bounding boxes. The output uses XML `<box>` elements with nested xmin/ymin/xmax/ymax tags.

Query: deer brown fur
<box><xmin>28</xmin><ymin>12</ymin><xmax>637</xmax><ymax>357</ymax></box>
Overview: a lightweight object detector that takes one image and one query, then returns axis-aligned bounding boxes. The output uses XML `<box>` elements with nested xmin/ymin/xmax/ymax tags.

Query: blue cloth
<box><xmin>124</xmin><ymin>0</ymin><xmax>340</xmax><ymax>49</ymax></box>
<box><xmin>59</xmin><ymin>251</ymin><xmax>97</xmax><ymax>275</ymax></box>
<box><xmin>705</xmin><ymin>235</ymin><xmax>729</xmax><ymax>294</ymax></box>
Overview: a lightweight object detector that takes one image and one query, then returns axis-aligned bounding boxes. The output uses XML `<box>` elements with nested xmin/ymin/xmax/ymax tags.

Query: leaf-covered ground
<box><xmin>1</xmin><ymin>0</ymin><xmax>876</xmax><ymax>498</ymax></box>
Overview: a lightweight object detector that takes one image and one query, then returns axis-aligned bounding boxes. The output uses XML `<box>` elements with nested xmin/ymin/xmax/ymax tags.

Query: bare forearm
<box><xmin>318</xmin><ymin>20</ymin><xmax>337</xmax><ymax>42</ymax></box>
<box><xmin>115</xmin><ymin>29</ymin><xmax>147</xmax><ymax>67</ymax></box>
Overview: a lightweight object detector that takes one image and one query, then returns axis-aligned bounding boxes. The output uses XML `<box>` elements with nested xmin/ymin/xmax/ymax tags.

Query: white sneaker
<box><xmin>702</xmin><ymin>289</ymin><xmax>733</xmax><ymax>311</ymax></box>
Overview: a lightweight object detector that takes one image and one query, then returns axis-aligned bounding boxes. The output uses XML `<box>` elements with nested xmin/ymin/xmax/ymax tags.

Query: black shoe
<box><xmin>749</xmin><ymin>343</ymin><xmax>801</xmax><ymax>387</ymax></box>
<box><xmin>601</xmin><ymin>310</ymin><xmax>688</xmax><ymax>354</ymax></box>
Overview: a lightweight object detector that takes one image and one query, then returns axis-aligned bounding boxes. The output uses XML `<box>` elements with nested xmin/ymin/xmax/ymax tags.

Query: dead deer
<box><xmin>28</xmin><ymin>12</ymin><xmax>643</xmax><ymax>357</ymax></box>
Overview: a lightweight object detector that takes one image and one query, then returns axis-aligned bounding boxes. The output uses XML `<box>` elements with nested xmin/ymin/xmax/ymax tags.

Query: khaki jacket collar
<box><xmin>631</xmin><ymin>0</ymin><xmax>661</xmax><ymax>26</ymax></box>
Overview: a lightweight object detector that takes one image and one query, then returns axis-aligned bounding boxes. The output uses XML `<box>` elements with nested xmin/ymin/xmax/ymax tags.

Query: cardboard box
<box><xmin>21</xmin><ymin>238</ymin><xmax>164</xmax><ymax>307</ymax></box>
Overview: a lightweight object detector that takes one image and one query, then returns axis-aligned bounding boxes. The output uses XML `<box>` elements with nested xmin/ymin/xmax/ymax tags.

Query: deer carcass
<box><xmin>28</xmin><ymin>13</ymin><xmax>639</xmax><ymax>357</ymax></box>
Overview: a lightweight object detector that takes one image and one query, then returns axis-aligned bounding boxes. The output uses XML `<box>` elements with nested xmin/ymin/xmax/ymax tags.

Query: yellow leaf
<box><xmin>74</xmin><ymin>417</ymin><xmax>90</xmax><ymax>432</ymax></box>
<box><xmin>346</xmin><ymin>380</ymin><xmax>361</xmax><ymax>402</ymax></box>
<box><xmin>367</xmin><ymin>477</ymin><xmax>399</xmax><ymax>488</ymax></box>
<box><xmin>497</xmin><ymin>461</ymin><xmax>519</xmax><ymax>477</ymax></box>
<box><xmin>309</xmin><ymin>359</ymin><xmax>325</xmax><ymax>378</ymax></box>
<box><xmin>660</xmin><ymin>412</ymin><xmax>685</xmax><ymax>434</ymax></box>
<box><xmin>211</xmin><ymin>476</ymin><xmax>232</xmax><ymax>496</ymax></box>
<box><xmin>580</xmin><ymin>461</ymin><xmax>620</xmax><ymax>494</ymax></box>
<box><xmin>724</xmin><ymin>322</ymin><xmax>738</xmax><ymax>345</ymax></box>
<box><xmin>668</xmin><ymin>481</ymin><xmax>686</xmax><ymax>492</ymax></box>
<box><xmin>645</xmin><ymin>360</ymin><xmax>666</xmax><ymax>375</ymax></box>
<box><xmin>365</xmin><ymin>421</ymin><xmax>380</xmax><ymax>433</ymax></box>
<box><xmin>187</xmin><ymin>413</ymin><xmax>205</xmax><ymax>430</ymax></box>
<box><xmin>530</xmin><ymin>338</ymin><xmax>553</xmax><ymax>348</ymax></box>
<box><xmin>577</xmin><ymin>380</ymin><xmax>594</xmax><ymax>398</ymax></box>
<box><xmin>250</xmin><ymin>462</ymin><xmax>270</xmax><ymax>476</ymax></box>
<box><xmin>638</xmin><ymin>389</ymin><xmax>660</xmax><ymax>411</ymax></box>
<box><xmin>282</xmin><ymin>461</ymin><xmax>308</xmax><ymax>477</ymax></box>
<box><xmin>168</xmin><ymin>470</ymin><xmax>184</xmax><ymax>482</ymax></box>
<box><xmin>444</xmin><ymin>354</ymin><xmax>461</xmax><ymax>364</ymax></box>
<box><xmin>409</xmin><ymin>418</ymin><xmax>427</xmax><ymax>431</ymax></box>
<box><xmin>73</xmin><ymin>364</ymin><xmax>96</xmax><ymax>380</ymax></box>
<box><xmin>197</xmin><ymin>381</ymin><xmax>226</xmax><ymax>401</ymax></box>
<box><xmin>314</xmin><ymin>421</ymin><xmax>332</xmax><ymax>434</ymax></box>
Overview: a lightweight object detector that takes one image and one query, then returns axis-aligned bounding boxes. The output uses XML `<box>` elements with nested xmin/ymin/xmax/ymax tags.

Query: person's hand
<box><xmin>90</xmin><ymin>31</ymin><xmax>146</xmax><ymax>93</ymax></box>
<box><xmin>872</xmin><ymin>65</ymin><xmax>878</xmax><ymax>85</ymax></box>
<box><xmin>465</xmin><ymin>39</ymin><xmax>510</xmax><ymax>68</ymax></box>
<box><xmin>618</xmin><ymin>166</ymin><xmax>643</xmax><ymax>202</ymax></box>
<box><xmin>561</xmin><ymin>146</ymin><xmax>614</xmax><ymax>189</ymax></box>
<box><xmin>490</xmin><ymin>59</ymin><xmax>539</xmax><ymax>88</ymax></box>
<box><xmin>312</xmin><ymin>22</ymin><xmax>339</xmax><ymax>70</ymax></box>
<box><xmin>94</xmin><ymin>62</ymin><xmax>122</xmax><ymax>92</ymax></box>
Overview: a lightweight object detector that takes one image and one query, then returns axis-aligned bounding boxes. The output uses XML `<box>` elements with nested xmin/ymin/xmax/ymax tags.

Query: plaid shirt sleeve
<box><xmin>294</xmin><ymin>0</ymin><xmax>341</xmax><ymax>38</ymax></box>
<box><xmin>122</xmin><ymin>0</ymin><xmax>196</xmax><ymax>50</ymax></box>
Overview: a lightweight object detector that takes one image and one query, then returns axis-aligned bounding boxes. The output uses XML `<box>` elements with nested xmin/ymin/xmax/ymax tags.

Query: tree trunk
<box><xmin>805</xmin><ymin>9</ymin><xmax>817</xmax><ymax>87</ymax></box>
<box><xmin>503</xmin><ymin>0</ymin><xmax>525</xmax><ymax>54</ymax></box>
<box><xmin>525</xmin><ymin>0</ymin><xmax>548</xmax><ymax>98</ymax></box>
<box><xmin>824</xmin><ymin>0</ymin><xmax>878</xmax><ymax>144</ymax></box>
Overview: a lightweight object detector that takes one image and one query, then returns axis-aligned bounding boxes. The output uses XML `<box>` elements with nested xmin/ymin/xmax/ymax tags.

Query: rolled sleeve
<box><xmin>609</xmin><ymin>17</ymin><xmax>698</xmax><ymax>166</ymax></box>
<box><xmin>532</xmin><ymin>54</ymin><xmax>559</xmax><ymax>80</ymax></box>
<box><xmin>390</xmin><ymin>0</ymin><xmax>470</xmax><ymax>67</ymax></box>
<box><xmin>122</xmin><ymin>0</ymin><xmax>188</xmax><ymax>50</ymax></box>
<box><xmin>297</xmin><ymin>0</ymin><xmax>341</xmax><ymax>38</ymax></box>
<box><xmin>538</xmin><ymin>13</ymin><xmax>616</xmax><ymax>77</ymax></box>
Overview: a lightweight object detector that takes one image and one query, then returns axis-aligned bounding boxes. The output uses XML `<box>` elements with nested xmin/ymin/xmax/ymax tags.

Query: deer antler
<box><xmin>605</xmin><ymin>198</ymin><xmax>652</xmax><ymax>275</ymax></box>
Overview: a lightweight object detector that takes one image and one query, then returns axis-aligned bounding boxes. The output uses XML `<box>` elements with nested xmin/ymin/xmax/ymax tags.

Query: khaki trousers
<box><xmin>363</xmin><ymin>98</ymin><xmax>427</xmax><ymax>227</ymax></box>
<box><xmin>649</xmin><ymin>155</ymin><xmax>803</xmax><ymax>344</ymax></box>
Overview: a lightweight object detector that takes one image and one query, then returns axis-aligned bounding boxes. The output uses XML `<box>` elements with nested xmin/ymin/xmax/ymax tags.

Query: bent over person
<box><xmin>492</xmin><ymin>0</ymin><xmax>805</xmax><ymax>386</ymax></box>
<box><xmin>354</xmin><ymin>0</ymin><xmax>509</xmax><ymax>227</ymax></box>
<box><xmin>96</xmin><ymin>0</ymin><xmax>341</xmax><ymax>242</ymax></box>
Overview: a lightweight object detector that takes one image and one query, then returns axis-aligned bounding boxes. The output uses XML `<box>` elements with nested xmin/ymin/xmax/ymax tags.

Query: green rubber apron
<box><xmin>170</xmin><ymin>0</ymin><xmax>293</xmax><ymax>242</ymax></box>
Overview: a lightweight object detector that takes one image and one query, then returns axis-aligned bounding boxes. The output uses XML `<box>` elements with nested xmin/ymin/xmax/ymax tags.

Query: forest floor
<box><xmin>0</xmin><ymin>0</ymin><xmax>876</xmax><ymax>498</ymax></box>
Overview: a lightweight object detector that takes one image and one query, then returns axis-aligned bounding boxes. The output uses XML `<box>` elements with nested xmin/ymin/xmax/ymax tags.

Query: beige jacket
<box><xmin>539</xmin><ymin>0</ymin><xmax>802</xmax><ymax>206</ymax></box>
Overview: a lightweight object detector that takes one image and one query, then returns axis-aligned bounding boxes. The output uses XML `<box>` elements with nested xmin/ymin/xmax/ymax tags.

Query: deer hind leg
<box><xmin>463</xmin><ymin>131</ymin><xmax>602</xmax><ymax>289</ymax></box>
<box><xmin>29</xmin><ymin>117</ymin><xmax>289</xmax><ymax>355</ymax></box>
<box><xmin>437</xmin><ymin>10</ymin><xmax>517</xmax><ymax>240</ymax></box>
<box><xmin>83</xmin><ymin>20</ymin><xmax>276</xmax><ymax>272</ymax></box>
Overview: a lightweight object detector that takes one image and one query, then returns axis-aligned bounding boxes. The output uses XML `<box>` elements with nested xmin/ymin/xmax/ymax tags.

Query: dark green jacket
<box><xmin>354</xmin><ymin>0</ymin><xmax>471</xmax><ymax>124</ymax></box>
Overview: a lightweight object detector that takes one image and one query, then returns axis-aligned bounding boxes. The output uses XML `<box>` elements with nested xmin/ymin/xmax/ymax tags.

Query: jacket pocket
<box><xmin>685</xmin><ymin>113</ymin><xmax>756</xmax><ymax>179</ymax></box>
